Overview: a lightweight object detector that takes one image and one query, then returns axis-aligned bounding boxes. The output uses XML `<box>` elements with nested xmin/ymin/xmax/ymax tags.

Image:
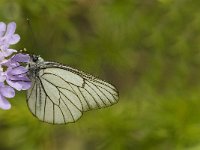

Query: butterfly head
<box><xmin>30</xmin><ymin>54</ymin><xmax>44</xmax><ymax>64</ymax></box>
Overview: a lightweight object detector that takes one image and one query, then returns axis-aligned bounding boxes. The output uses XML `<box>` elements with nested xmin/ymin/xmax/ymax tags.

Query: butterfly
<box><xmin>26</xmin><ymin>55</ymin><xmax>119</xmax><ymax>124</ymax></box>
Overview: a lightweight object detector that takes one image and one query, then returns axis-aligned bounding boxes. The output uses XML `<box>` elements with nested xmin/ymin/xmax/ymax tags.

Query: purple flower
<box><xmin>0</xmin><ymin>21</ymin><xmax>31</xmax><ymax>110</ymax></box>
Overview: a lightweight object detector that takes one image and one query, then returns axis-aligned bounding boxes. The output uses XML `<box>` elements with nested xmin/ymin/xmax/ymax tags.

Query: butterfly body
<box><xmin>27</xmin><ymin>55</ymin><xmax>119</xmax><ymax>124</ymax></box>
<box><xmin>27</xmin><ymin>55</ymin><xmax>44</xmax><ymax>78</ymax></box>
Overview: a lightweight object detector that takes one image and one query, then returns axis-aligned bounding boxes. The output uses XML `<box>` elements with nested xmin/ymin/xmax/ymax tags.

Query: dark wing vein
<box><xmin>39</xmin><ymin>78</ymin><xmax>67</xmax><ymax>124</ymax></box>
<box><xmin>85</xmin><ymin>82</ymin><xmax>104</xmax><ymax>108</ymax></box>
<box><xmin>41</xmin><ymin>77</ymin><xmax>83</xmax><ymax>112</ymax></box>
<box><xmin>58</xmin><ymin>89</ymin><xmax>82</xmax><ymax>112</ymax></box>
<box><xmin>53</xmin><ymin>104</ymin><xmax>55</xmax><ymax>124</ymax></box>
<box><xmin>35</xmin><ymin>82</ymin><xmax>38</xmax><ymax>115</ymax></box>
<box><xmin>38</xmin><ymin>78</ymin><xmax>59</xmax><ymax>106</ymax></box>
<box><xmin>60</xmin><ymin>95</ymin><xmax>75</xmax><ymax>122</ymax></box>
<box><xmin>41</xmin><ymin>77</ymin><xmax>76</xmax><ymax>95</ymax></box>
<box><xmin>88</xmin><ymin>78</ymin><xmax>117</xmax><ymax>92</ymax></box>
<box><xmin>88</xmin><ymin>80</ymin><xmax>117</xmax><ymax>100</ymax></box>
<box><xmin>58</xmin><ymin>93</ymin><xmax>66</xmax><ymax>124</ymax></box>
<box><xmin>67</xmin><ymin>83</ymin><xmax>84</xmax><ymax>110</ymax></box>
<box><xmin>78</xmin><ymin>87</ymin><xmax>91</xmax><ymax>110</ymax></box>
<box><xmin>43</xmin><ymin>95</ymin><xmax>47</xmax><ymax>122</ymax></box>
<box><xmin>82</xmin><ymin>85</ymin><xmax>100</xmax><ymax>108</ymax></box>
<box><xmin>27</xmin><ymin>80</ymin><xmax>36</xmax><ymax>101</ymax></box>
<box><xmin>39</xmin><ymin>82</ymin><xmax>42</xmax><ymax>111</ymax></box>
<box><xmin>59</xmin><ymin>107</ymin><xmax>66</xmax><ymax>124</ymax></box>
<box><xmin>42</xmin><ymin>72</ymin><xmax>83</xmax><ymax>87</ymax></box>
<box><xmin>86</xmin><ymin>83</ymin><xmax>106</xmax><ymax>105</ymax></box>
<box><xmin>92</xmin><ymin>83</ymin><xmax>112</xmax><ymax>105</ymax></box>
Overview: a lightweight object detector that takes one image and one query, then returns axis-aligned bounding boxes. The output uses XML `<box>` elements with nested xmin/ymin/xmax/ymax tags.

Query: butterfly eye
<box><xmin>32</xmin><ymin>55</ymin><xmax>38</xmax><ymax>62</ymax></box>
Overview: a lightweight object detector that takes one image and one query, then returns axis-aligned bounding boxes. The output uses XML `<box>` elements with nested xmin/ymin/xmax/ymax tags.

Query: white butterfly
<box><xmin>27</xmin><ymin>55</ymin><xmax>119</xmax><ymax>124</ymax></box>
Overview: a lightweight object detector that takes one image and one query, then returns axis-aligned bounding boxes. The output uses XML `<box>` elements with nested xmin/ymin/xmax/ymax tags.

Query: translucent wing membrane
<box><xmin>27</xmin><ymin>63</ymin><xmax>119</xmax><ymax>124</ymax></box>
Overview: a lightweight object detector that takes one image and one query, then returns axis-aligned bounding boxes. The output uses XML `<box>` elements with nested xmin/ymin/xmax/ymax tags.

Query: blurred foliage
<box><xmin>1</xmin><ymin>0</ymin><xmax>200</xmax><ymax>149</ymax></box>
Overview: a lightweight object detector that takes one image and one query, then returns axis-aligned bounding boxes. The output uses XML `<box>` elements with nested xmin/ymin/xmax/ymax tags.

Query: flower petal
<box><xmin>8</xmin><ymin>34</ymin><xmax>20</xmax><ymax>44</ymax></box>
<box><xmin>7</xmin><ymin>66</ymin><xmax>28</xmax><ymax>75</ymax></box>
<box><xmin>1</xmin><ymin>58</ymin><xmax>19</xmax><ymax>67</ymax></box>
<box><xmin>0</xmin><ymin>22</ymin><xmax>6</xmax><ymax>37</ymax></box>
<box><xmin>2</xmin><ymin>49</ymin><xmax>17</xmax><ymax>57</ymax></box>
<box><xmin>6</xmin><ymin>79</ymin><xmax>22</xmax><ymax>91</ymax></box>
<box><xmin>0</xmin><ymin>44</ymin><xmax>9</xmax><ymax>51</ymax></box>
<box><xmin>0</xmin><ymin>76</ymin><xmax>6</xmax><ymax>82</ymax></box>
<box><xmin>0</xmin><ymin>52</ymin><xmax>5</xmax><ymax>61</ymax></box>
<box><xmin>20</xmin><ymin>81</ymin><xmax>31</xmax><ymax>90</ymax></box>
<box><xmin>8</xmin><ymin>75</ymin><xmax>30</xmax><ymax>82</ymax></box>
<box><xmin>0</xmin><ymin>95</ymin><xmax>11</xmax><ymax>110</ymax></box>
<box><xmin>0</xmin><ymin>82</ymin><xmax>4</xmax><ymax>87</ymax></box>
<box><xmin>5</xmin><ymin>22</ymin><xmax>16</xmax><ymax>36</ymax></box>
<box><xmin>0</xmin><ymin>85</ymin><xmax>15</xmax><ymax>98</ymax></box>
<box><xmin>0</xmin><ymin>71</ymin><xmax>6</xmax><ymax>82</ymax></box>
<box><xmin>12</xmin><ymin>53</ymin><xmax>30</xmax><ymax>62</ymax></box>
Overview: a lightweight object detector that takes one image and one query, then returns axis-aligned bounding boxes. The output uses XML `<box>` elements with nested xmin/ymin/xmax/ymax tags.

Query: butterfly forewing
<box><xmin>27</xmin><ymin>62</ymin><xmax>119</xmax><ymax>124</ymax></box>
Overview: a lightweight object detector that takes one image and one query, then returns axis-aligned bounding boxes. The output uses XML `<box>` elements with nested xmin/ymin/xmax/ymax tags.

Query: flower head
<box><xmin>0</xmin><ymin>21</ymin><xmax>31</xmax><ymax>110</ymax></box>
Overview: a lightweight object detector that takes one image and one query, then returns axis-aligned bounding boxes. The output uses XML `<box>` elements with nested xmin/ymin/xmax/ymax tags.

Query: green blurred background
<box><xmin>1</xmin><ymin>0</ymin><xmax>200</xmax><ymax>149</ymax></box>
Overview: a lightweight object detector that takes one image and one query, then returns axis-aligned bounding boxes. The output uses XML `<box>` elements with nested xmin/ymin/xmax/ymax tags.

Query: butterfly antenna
<box><xmin>26</xmin><ymin>18</ymin><xmax>39</xmax><ymax>50</ymax></box>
